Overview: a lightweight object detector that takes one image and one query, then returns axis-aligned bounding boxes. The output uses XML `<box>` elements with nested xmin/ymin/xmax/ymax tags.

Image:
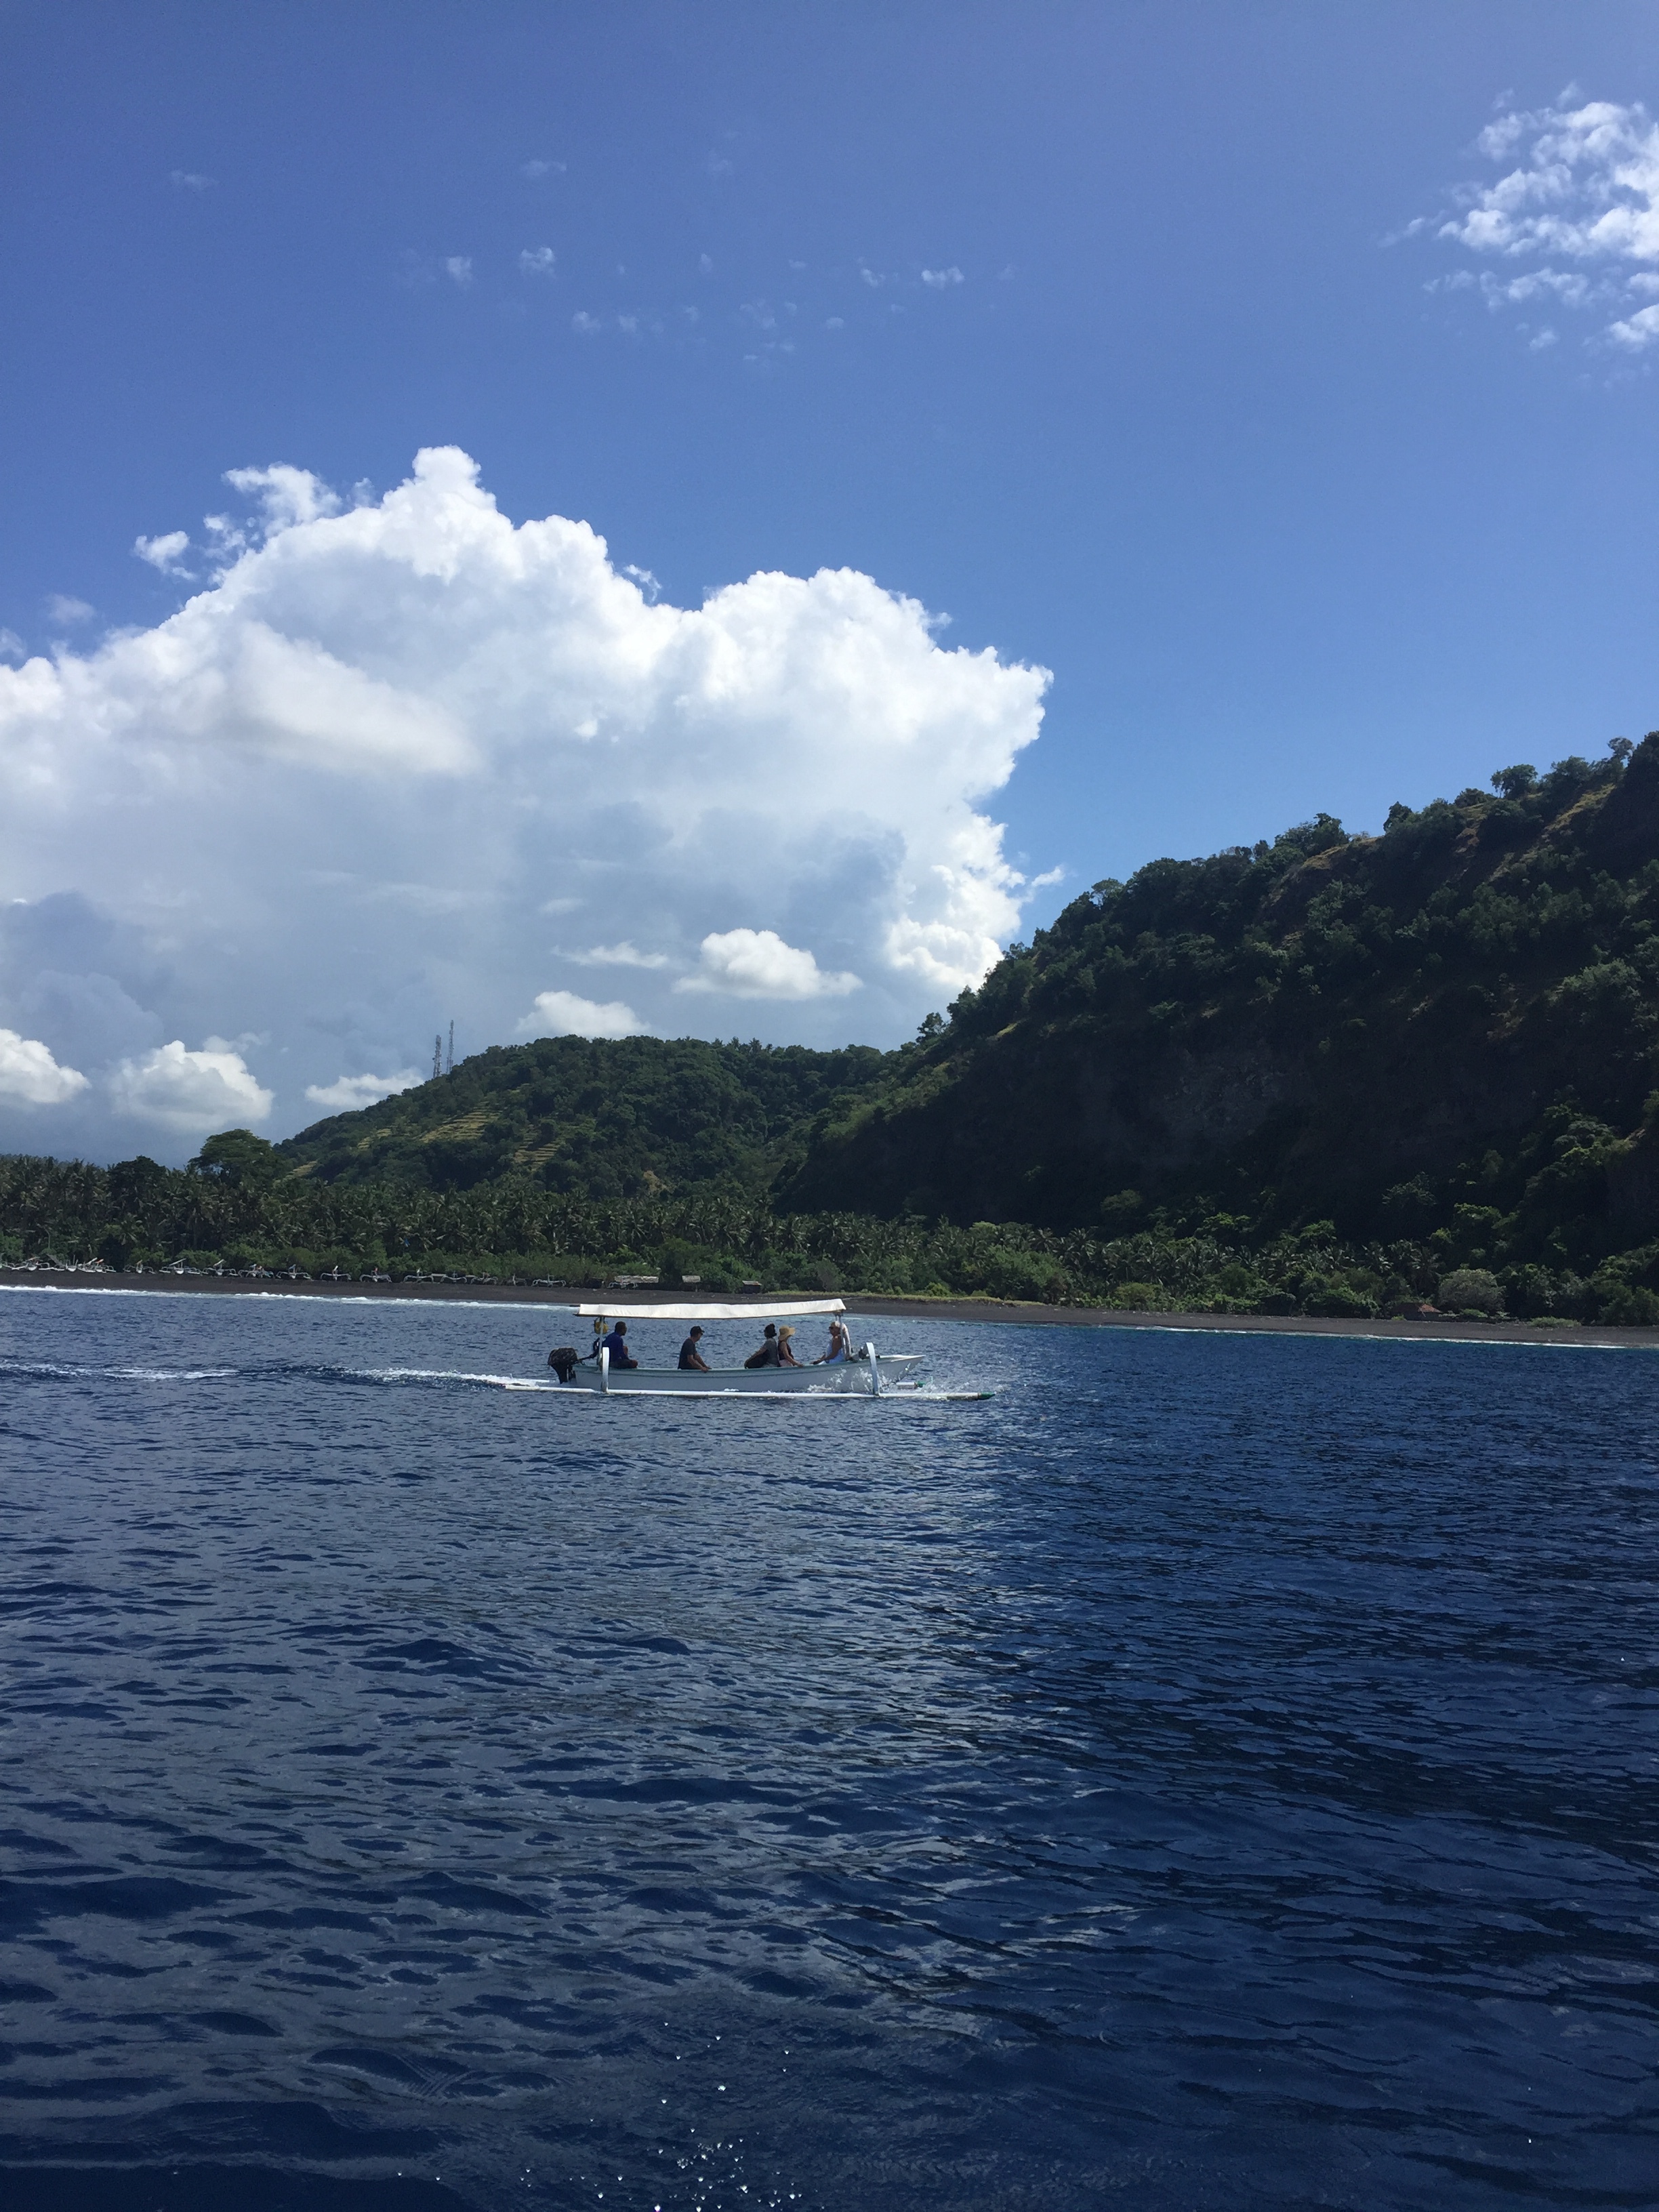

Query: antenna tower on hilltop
<box><xmin>446</xmin><ymin>1021</ymin><xmax>454</xmax><ymax>1075</ymax></box>
<box><xmin>431</xmin><ymin>1033</ymin><xmax>443</xmax><ymax>1082</ymax></box>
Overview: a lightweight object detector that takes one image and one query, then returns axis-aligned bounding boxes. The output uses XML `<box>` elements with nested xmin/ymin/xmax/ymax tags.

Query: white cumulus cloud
<box><xmin>110</xmin><ymin>1040</ymin><xmax>273</xmax><ymax>1133</ymax></box>
<box><xmin>518</xmin><ymin>989</ymin><xmax>649</xmax><ymax>1040</ymax></box>
<box><xmin>0</xmin><ymin>1028</ymin><xmax>89</xmax><ymax>1106</ymax></box>
<box><xmin>303</xmin><ymin>1068</ymin><xmax>424</xmax><ymax>1113</ymax></box>
<box><xmin>0</xmin><ymin>445</ymin><xmax>1048</xmax><ymax>1160</ymax></box>
<box><xmin>134</xmin><ymin>530</ymin><xmax>191</xmax><ymax>573</ymax></box>
<box><xmin>676</xmin><ymin>928</ymin><xmax>861</xmax><ymax>999</ymax></box>
<box><xmin>921</xmin><ymin>266</ymin><xmax>964</xmax><ymax>288</ymax></box>
<box><xmin>520</xmin><ymin>245</ymin><xmax>556</xmax><ymax>276</ymax></box>
<box><xmin>224</xmin><ymin>464</ymin><xmax>344</xmax><ymax>533</ymax></box>
<box><xmin>1422</xmin><ymin>96</ymin><xmax>1659</xmax><ymax>350</ymax></box>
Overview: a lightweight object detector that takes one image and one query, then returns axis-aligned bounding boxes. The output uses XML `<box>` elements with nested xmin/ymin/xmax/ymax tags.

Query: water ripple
<box><xmin>1</xmin><ymin>1288</ymin><xmax>1656</xmax><ymax>2207</ymax></box>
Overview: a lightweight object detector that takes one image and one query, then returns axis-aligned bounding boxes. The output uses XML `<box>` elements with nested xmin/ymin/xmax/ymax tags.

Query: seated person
<box><xmin>743</xmin><ymin>1324</ymin><xmax>781</xmax><ymax>1368</ymax></box>
<box><xmin>776</xmin><ymin>1325</ymin><xmax>801</xmax><ymax>1366</ymax></box>
<box><xmin>678</xmin><ymin>1326</ymin><xmax>710</xmax><ymax>1372</ymax></box>
<box><xmin>813</xmin><ymin>1320</ymin><xmax>849</xmax><ymax>1364</ymax></box>
<box><xmin>601</xmin><ymin>1322</ymin><xmax>638</xmax><ymax>1370</ymax></box>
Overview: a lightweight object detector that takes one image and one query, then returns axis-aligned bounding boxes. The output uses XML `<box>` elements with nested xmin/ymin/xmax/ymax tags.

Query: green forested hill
<box><xmin>781</xmin><ymin>737</ymin><xmax>1659</xmax><ymax>1286</ymax></box>
<box><xmin>12</xmin><ymin>736</ymin><xmax>1659</xmax><ymax>1321</ymax></box>
<box><xmin>277</xmin><ymin>1033</ymin><xmax>892</xmax><ymax>1195</ymax></box>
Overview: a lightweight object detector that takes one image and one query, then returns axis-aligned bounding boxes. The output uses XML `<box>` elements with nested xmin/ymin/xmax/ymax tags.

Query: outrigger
<box><xmin>544</xmin><ymin>1298</ymin><xmax>991</xmax><ymax>1399</ymax></box>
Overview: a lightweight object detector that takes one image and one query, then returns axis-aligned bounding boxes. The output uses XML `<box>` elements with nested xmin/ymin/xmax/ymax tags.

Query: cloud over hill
<box><xmin>0</xmin><ymin>448</ymin><xmax>1049</xmax><ymax>1160</ymax></box>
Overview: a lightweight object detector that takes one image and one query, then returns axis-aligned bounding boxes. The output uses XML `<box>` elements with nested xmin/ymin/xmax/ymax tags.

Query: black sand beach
<box><xmin>5</xmin><ymin>1269</ymin><xmax>1654</xmax><ymax>1347</ymax></box>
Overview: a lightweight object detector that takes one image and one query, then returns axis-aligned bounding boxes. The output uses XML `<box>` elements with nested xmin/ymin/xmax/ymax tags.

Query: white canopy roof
<box><xmin>576</xmin><ymin>1297</ymin><xmax>846</xmax><ymax>1322</ymax></box>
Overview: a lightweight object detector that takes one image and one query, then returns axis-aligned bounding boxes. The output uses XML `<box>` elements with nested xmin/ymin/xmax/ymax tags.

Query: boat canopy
<box><xmin>575</xmin><ymin>1297</ymin><xmax>846</xmax><ymax>1322</ymax></box>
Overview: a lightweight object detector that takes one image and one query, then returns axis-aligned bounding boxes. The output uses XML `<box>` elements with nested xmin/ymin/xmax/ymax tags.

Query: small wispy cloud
<box><xmin>622</xmin><ymin>565</ymin><xmax>661</xmax><ymax>602</ymax></box>
<box><xmin>572</xmin><ymin>310</ymin><xmax>602</xmax><ymax>335</ymax></box>
<box><xmin>567</xmin><ymin>939</ymin><xmax>670</xmax><ymax>969</ymax></box>
<box><xmin>45</xmin><ymin>595</ymin><xmax>94</xmax><ymax>626</ymax></box>
<box><xmin>1609</xmin><ymin>301</ymin><xmax>1659</xmax><ymax>349</ymax></box>
<box><xmin>443</xmin><ymin>255</ymin><xmax>474</xmax><ymax>288</ymax></box>
<box><xmin>519</xmin><ymin>245</ymin><xmax>556</xmax><ymax>277</ymax></box>
<box><xmin>1416</xmin><ymin>95</ymin><xmax>1659</xmax><ymax>351</ymax></box>
<box><xmin>921</xmin><ymin>265</ymin><xmax>964</xmax><ymax>289</ymax></box>
<box><xmin>520</xmin><ymin>158</ymin><xmax>565</xmax><ymax>180</ymax></box>
<box><xmin>304</xmin><ymin>1068</ymin><xmax>422</xmax><ymax>1112</ymax></box>
<box><xmin>169</xmin><ymin>169</ymin><xmax>214</xmax><ymax>192</ymax></box>
<box><xmin>0</xmin><ymin>628</ymin><xmax>26</xmax><ymax>663</ymax></box>
<box><xmin>134</xmin><ymin>531</ymin><xmax>192</xmax><ymax>575</ymax></box>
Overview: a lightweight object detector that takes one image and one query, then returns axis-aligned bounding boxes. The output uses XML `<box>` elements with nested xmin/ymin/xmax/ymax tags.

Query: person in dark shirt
<box><xmin>678</xmin><ymin>1326</ymin><xmax>710</xmax><ymax>1371</ymax></box>
<box><xmin>743</xmin><ymin>1323</ymin><xmax>781</xmax><ymax>1368</ymax></box>
<box><xmin>601</xmin><ymin>1322</ymin><xmax>638</xmax><ymax>1370</ymax></box>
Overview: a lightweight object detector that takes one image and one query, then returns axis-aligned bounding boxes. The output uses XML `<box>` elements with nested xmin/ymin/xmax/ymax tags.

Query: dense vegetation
<box><xmin>276</xmin><ymin>1034</ymin><xmax>891</xmax><ymax>1195</ymax></box>
<box><xmin>0</xmin><ymin>1139</ymin><xmax>1593</xmax><ymax>1315</ymax></box>
<box><xmin>778</xmin><ymin>735</ymin><xmax>1659</xmax><ymax>1319</ymax></box>
<box><xmin>7</xmin><ymin>737</ymin><xmax>1659</xmax><ymax>1321</ymax></box>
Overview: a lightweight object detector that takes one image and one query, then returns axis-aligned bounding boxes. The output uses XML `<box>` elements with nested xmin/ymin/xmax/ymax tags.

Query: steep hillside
<box><xmin>15</xmin><ymin>735</ymin><xmax>1659</xmax><ymax>1321</ymax></box>
<box><xmin>277</xmin><ymin>1033</ymin><xmax>893</xmax><ymax>1197</ymax></box>
<box><xmin>781</xmin><ymin>737</ymin><xmax>1659</xmax><ymax>1276</ymax></box>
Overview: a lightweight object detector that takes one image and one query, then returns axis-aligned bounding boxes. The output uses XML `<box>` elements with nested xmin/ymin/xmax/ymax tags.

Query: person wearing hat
<box><xmin>776</xmin><ymin>1324</ymin><xmax>801</xmax><ymax>1366</ymax></box>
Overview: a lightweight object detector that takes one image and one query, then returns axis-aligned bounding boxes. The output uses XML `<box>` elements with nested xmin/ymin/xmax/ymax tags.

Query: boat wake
<box><xmin>354</xmin><ymin>1364</ymin><xmax>562</xmax><ymax>1390</ymax></box>
<box><xmin>0</xmin><ymin>1359</ymin><xmax>239</xmax><ymax>1382</ymax></box>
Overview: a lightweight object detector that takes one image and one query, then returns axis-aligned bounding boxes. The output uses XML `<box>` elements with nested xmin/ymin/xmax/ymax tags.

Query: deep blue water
<box><xmin>1</xmin><ymin>1288</ymin><xmax>1656</xmax><ymax>2212</ymax></box>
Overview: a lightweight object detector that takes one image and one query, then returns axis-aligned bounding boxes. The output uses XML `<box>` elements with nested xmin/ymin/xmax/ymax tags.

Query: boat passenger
<box><xmin>776</xmin><ymin>1325</ymin><xmax>801</xmax><ymax>1366</ymax></box>
<box><xmin>602</xmin><ymin>1322</ymin><xmax>638</xmax><ymax>1370</ymax></box>
<box><xmin>679</xmin><ymin>1326</ymin><xmax>710</xmax><ymax>1372</ymax></box>
<box><xmin>743</xmin><ymin>1324</ymin><xmax>781</xmax><ymax>1368</ymax></box>
<box><xmin>813</xmin><ymin>1320</ymin><xmax>849</xmax><ymax>1364</ymax></box>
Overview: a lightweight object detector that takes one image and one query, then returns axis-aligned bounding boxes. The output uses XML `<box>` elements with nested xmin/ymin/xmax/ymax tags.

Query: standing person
<box><xmin>743</xmin><ymin>1324</ymin><xmax>781</xmax><ymax>1368</ymax></box>
<box><xmin>776</xmin><ymin>1325</ymin><xmax>801</xmax><ymax>1366</ymax></box>
<box><xmin>678</xmin><ymin>1326</ymin><xmax>710</xmax><ymax>1372</ymax></box>
<box><xmin>601</xmin><ymin>1320</ymin><xmax>638</xmax><ymax>1370</ymax></box>
<box><xmin>813</xmin><ymin>1319</ymin><xmax>849</xmax><ymax>1365</ymax></box>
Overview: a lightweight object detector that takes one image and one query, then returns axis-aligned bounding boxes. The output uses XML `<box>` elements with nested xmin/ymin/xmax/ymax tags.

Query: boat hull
<box><xmin>553</xmin><ymin>1357</ymin><xmax>921</xmax><ymax>1396</ymax></box>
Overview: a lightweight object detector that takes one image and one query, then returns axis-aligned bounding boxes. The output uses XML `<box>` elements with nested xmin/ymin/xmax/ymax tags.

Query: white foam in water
<box><xmin>0</xmin><ymin>1359</ymin><xmax>239</xmax><ymax>1382</ymax></box>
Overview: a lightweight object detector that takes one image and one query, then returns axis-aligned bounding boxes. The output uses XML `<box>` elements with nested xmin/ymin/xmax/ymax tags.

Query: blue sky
<box><xmin>3</xmin><ymin>2</ymin><xmax>1659</xmax><ymax>1155</ymax></box>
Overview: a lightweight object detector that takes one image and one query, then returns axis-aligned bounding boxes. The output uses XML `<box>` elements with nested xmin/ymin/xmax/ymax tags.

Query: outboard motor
<box><xmin>547</xmin><ymin>1346</ymin><xmax>581</xmax><ymax>1385</ymax></box>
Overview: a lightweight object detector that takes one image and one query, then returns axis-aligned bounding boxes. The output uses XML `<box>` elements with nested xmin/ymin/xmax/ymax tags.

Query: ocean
<box><xmin>1</xmin><ymin>1286</ymin><xmax>1655</xmax><ymax>2210</ymax></box>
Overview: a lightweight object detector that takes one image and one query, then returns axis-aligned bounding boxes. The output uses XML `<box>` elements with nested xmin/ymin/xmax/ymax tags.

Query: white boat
<box><xmin>544</xmin><ymin>1298</ymin><xmax>990</xmax><ymax>1400</ymax></box>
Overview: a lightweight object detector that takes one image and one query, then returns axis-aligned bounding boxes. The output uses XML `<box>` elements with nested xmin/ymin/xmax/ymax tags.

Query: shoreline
<box><xmin>3</xmin><ymin>1269</ymin><xmax>1655</xmax><ymax>1347</ymax></box>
